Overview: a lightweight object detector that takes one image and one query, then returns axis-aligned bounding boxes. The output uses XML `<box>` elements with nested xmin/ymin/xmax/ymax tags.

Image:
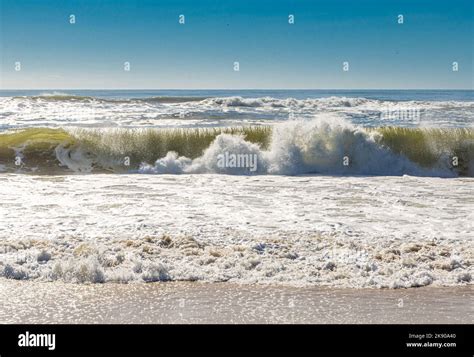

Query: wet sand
<box><xmin>0</xmin><ymin>279</ymin><xmax>471</xmax><ymax>324</ymax></box>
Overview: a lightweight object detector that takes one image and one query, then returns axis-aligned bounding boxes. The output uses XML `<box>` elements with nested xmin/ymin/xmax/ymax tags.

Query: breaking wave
<box><xmin>1</xmin><ymin>117</ymin><xmax>473</xmax><ymax>176</ymax></box>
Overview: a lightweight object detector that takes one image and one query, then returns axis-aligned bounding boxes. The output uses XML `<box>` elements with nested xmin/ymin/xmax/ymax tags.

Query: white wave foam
<box><xmin>139</xmin><ymin>134</ymin><xmax>267</xmax><ymax>174</ymax></box>
<box><xmin>202</xmin><ymin>96</ymin><xmax>474</xmax><ymax>110</ymax></box>
<box><xmin>0</xmin><ymin>173</ymin><xmax>472</xmax><ymax>287</ymax></box>
<box><xmin>2</xmin><ymin>95</ymin><xmax>472</xmax><ymax>130</ymax></box>
<box><xmin>140</xmin><ymin>152</ymin><xmax>192</xmax><ymax>174</ymax></box>
<box><xmin>55</xmin><ymin>144</ymin><xmax>95</xmax><ymax>173</ymax></box>
<box><xmin>201</xmin><ymin>96</ymin><xmax>376</xmax><ymax>108</ymax></box>
<box><xmin>37</xmin><ymin>91</ymin><xmax>72</xmax><ymax>97</ymax></box>
<box><xmin>137</xmin><ymin>116</ymin><xmax>454</xmax><ymax>177</ymax></box>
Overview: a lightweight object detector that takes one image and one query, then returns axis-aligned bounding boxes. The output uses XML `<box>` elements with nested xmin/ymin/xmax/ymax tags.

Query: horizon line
<box><xmin>1</xmin><ymin>88</ymin><xmax>473</xmax><ymax>91</ymax></box>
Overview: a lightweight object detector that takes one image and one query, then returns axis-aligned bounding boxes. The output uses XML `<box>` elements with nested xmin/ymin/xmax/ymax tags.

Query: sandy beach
<box><xmin>0</xmin><ymin>279</ymin><xmax>472</xmax><ymax>324</ymax></box>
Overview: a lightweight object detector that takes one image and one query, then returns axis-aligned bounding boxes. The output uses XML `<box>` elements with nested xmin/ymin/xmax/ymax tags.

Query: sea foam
<box><xmin>138</xmin><ymin>116</ymin><xmax>456</xmax><ymax>177</ymax></box>
<box><xmin>0</xmin><ymin>173</ymin><xmax>472</xmax><ymax>287</ymax></box>
<box><xmin>0</xmin><ymin>117</ymin><xmax>473</xmax><ymax>176</ymax></box>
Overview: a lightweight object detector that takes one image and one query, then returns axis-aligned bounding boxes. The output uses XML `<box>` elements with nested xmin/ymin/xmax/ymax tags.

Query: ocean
<box><xmin>1</xmin><ymin>89</ymin><xmax>473</xmax><ymax>129</ymax></box>
<box><xmin>0</xmin><ymin>89</ymin><xmax>472</xmax><ymax>288</ymax></box>
<box><xmin>0</xmin><ymin>89</ymin><xmax>473</xmax><ymax>176</ymax></box>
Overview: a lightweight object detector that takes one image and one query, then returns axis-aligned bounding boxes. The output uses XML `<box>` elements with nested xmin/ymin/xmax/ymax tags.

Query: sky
<box><xmin>0</xmin><ymin>0</ymin><xmax>473</xmax><ymax>89</ymax></box>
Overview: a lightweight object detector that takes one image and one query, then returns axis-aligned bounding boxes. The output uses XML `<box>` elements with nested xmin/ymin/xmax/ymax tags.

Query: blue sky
<box><xmin>0</xmin><ymin>0</ymin><xmax>472</xmax><ymax>89</ymax></box>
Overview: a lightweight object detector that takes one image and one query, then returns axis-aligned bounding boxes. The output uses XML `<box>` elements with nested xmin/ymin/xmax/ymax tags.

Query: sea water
<box><xmin>0</xmin><ymin>89</ymin><xmax>473</xmax><ymax>129</ymax></box>
<box><xmin>0</xmin><ymin>90</ymin><xmax>472</xmax><ymax>287</ymax></box>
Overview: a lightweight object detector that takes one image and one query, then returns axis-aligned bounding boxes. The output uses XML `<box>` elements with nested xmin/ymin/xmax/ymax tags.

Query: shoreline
<box><xmin>1</xmin><ymin>279</ymin><xmax>472</xmax><ymax>324</ymax></box>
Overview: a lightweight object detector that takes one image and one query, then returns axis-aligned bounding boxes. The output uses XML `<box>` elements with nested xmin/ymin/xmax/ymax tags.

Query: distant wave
<box><xmin>13</xmin><ymin>93</ymin><xmax>208</xmax><ymax>104</ymax></box>
<box><xmin>202</xmin><ymin>96</ymin><xmax>374</xmax><ymax>108</ymax></box>
<box><xmin>200</xmin><ymin>96</ymin><xmax>474</xmax><ymax>113</ymax></box>
<box><xmin>8</xmin><ymin>94</ymin><xmax>474</xmax><ymax>107</ymax></box>
<box><xmin>18</xmin><ymin>94</ymin><xmax>98</xmax><ymax>102</ymax></box>
<box><xmin>3</xmin><ymin>94</ymin><xmax>472</xmax><ymax>130</ymax></box>
<box><xmin>1</xmin><ymin>117</ymin><xmax>473</xmax><ymax>176</ymax></box>
<box><xmin>138</xmin><ymin>96</ymin><xmax>208</xmax><ymax>103</ymax></box>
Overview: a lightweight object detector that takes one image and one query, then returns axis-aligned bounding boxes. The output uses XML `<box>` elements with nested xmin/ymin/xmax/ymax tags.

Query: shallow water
<box><xmin>0</xmin><ymin>279</ymin><xmax>471</xmax><ymax>324</ymax></box>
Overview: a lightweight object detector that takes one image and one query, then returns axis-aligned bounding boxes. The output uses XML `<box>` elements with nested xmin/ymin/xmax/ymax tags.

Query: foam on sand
<box><xmin>0</xmin><ymin>174</ymin><xmax>472</xmax><ymax>287</ymax></box>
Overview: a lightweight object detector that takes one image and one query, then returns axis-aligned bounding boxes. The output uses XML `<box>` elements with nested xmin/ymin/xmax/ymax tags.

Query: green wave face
<box><xmin>374</xmin><ymin>127</ymin><xmax>474</xmax><ymax>176</ymax></box>
<box><xmin>0</xmin><ymin>127</ymin><xmax>272</xmax><ymax>174</ymax></box>
<box><xmin>0</xmin><ymin>126</ymin><xmax>473</xmax><ymax>176</ymax></box>
<box><xmin>0</xmin><ymin>128</ymin><xmax>76</xmax><ymax>173</ymax></box>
